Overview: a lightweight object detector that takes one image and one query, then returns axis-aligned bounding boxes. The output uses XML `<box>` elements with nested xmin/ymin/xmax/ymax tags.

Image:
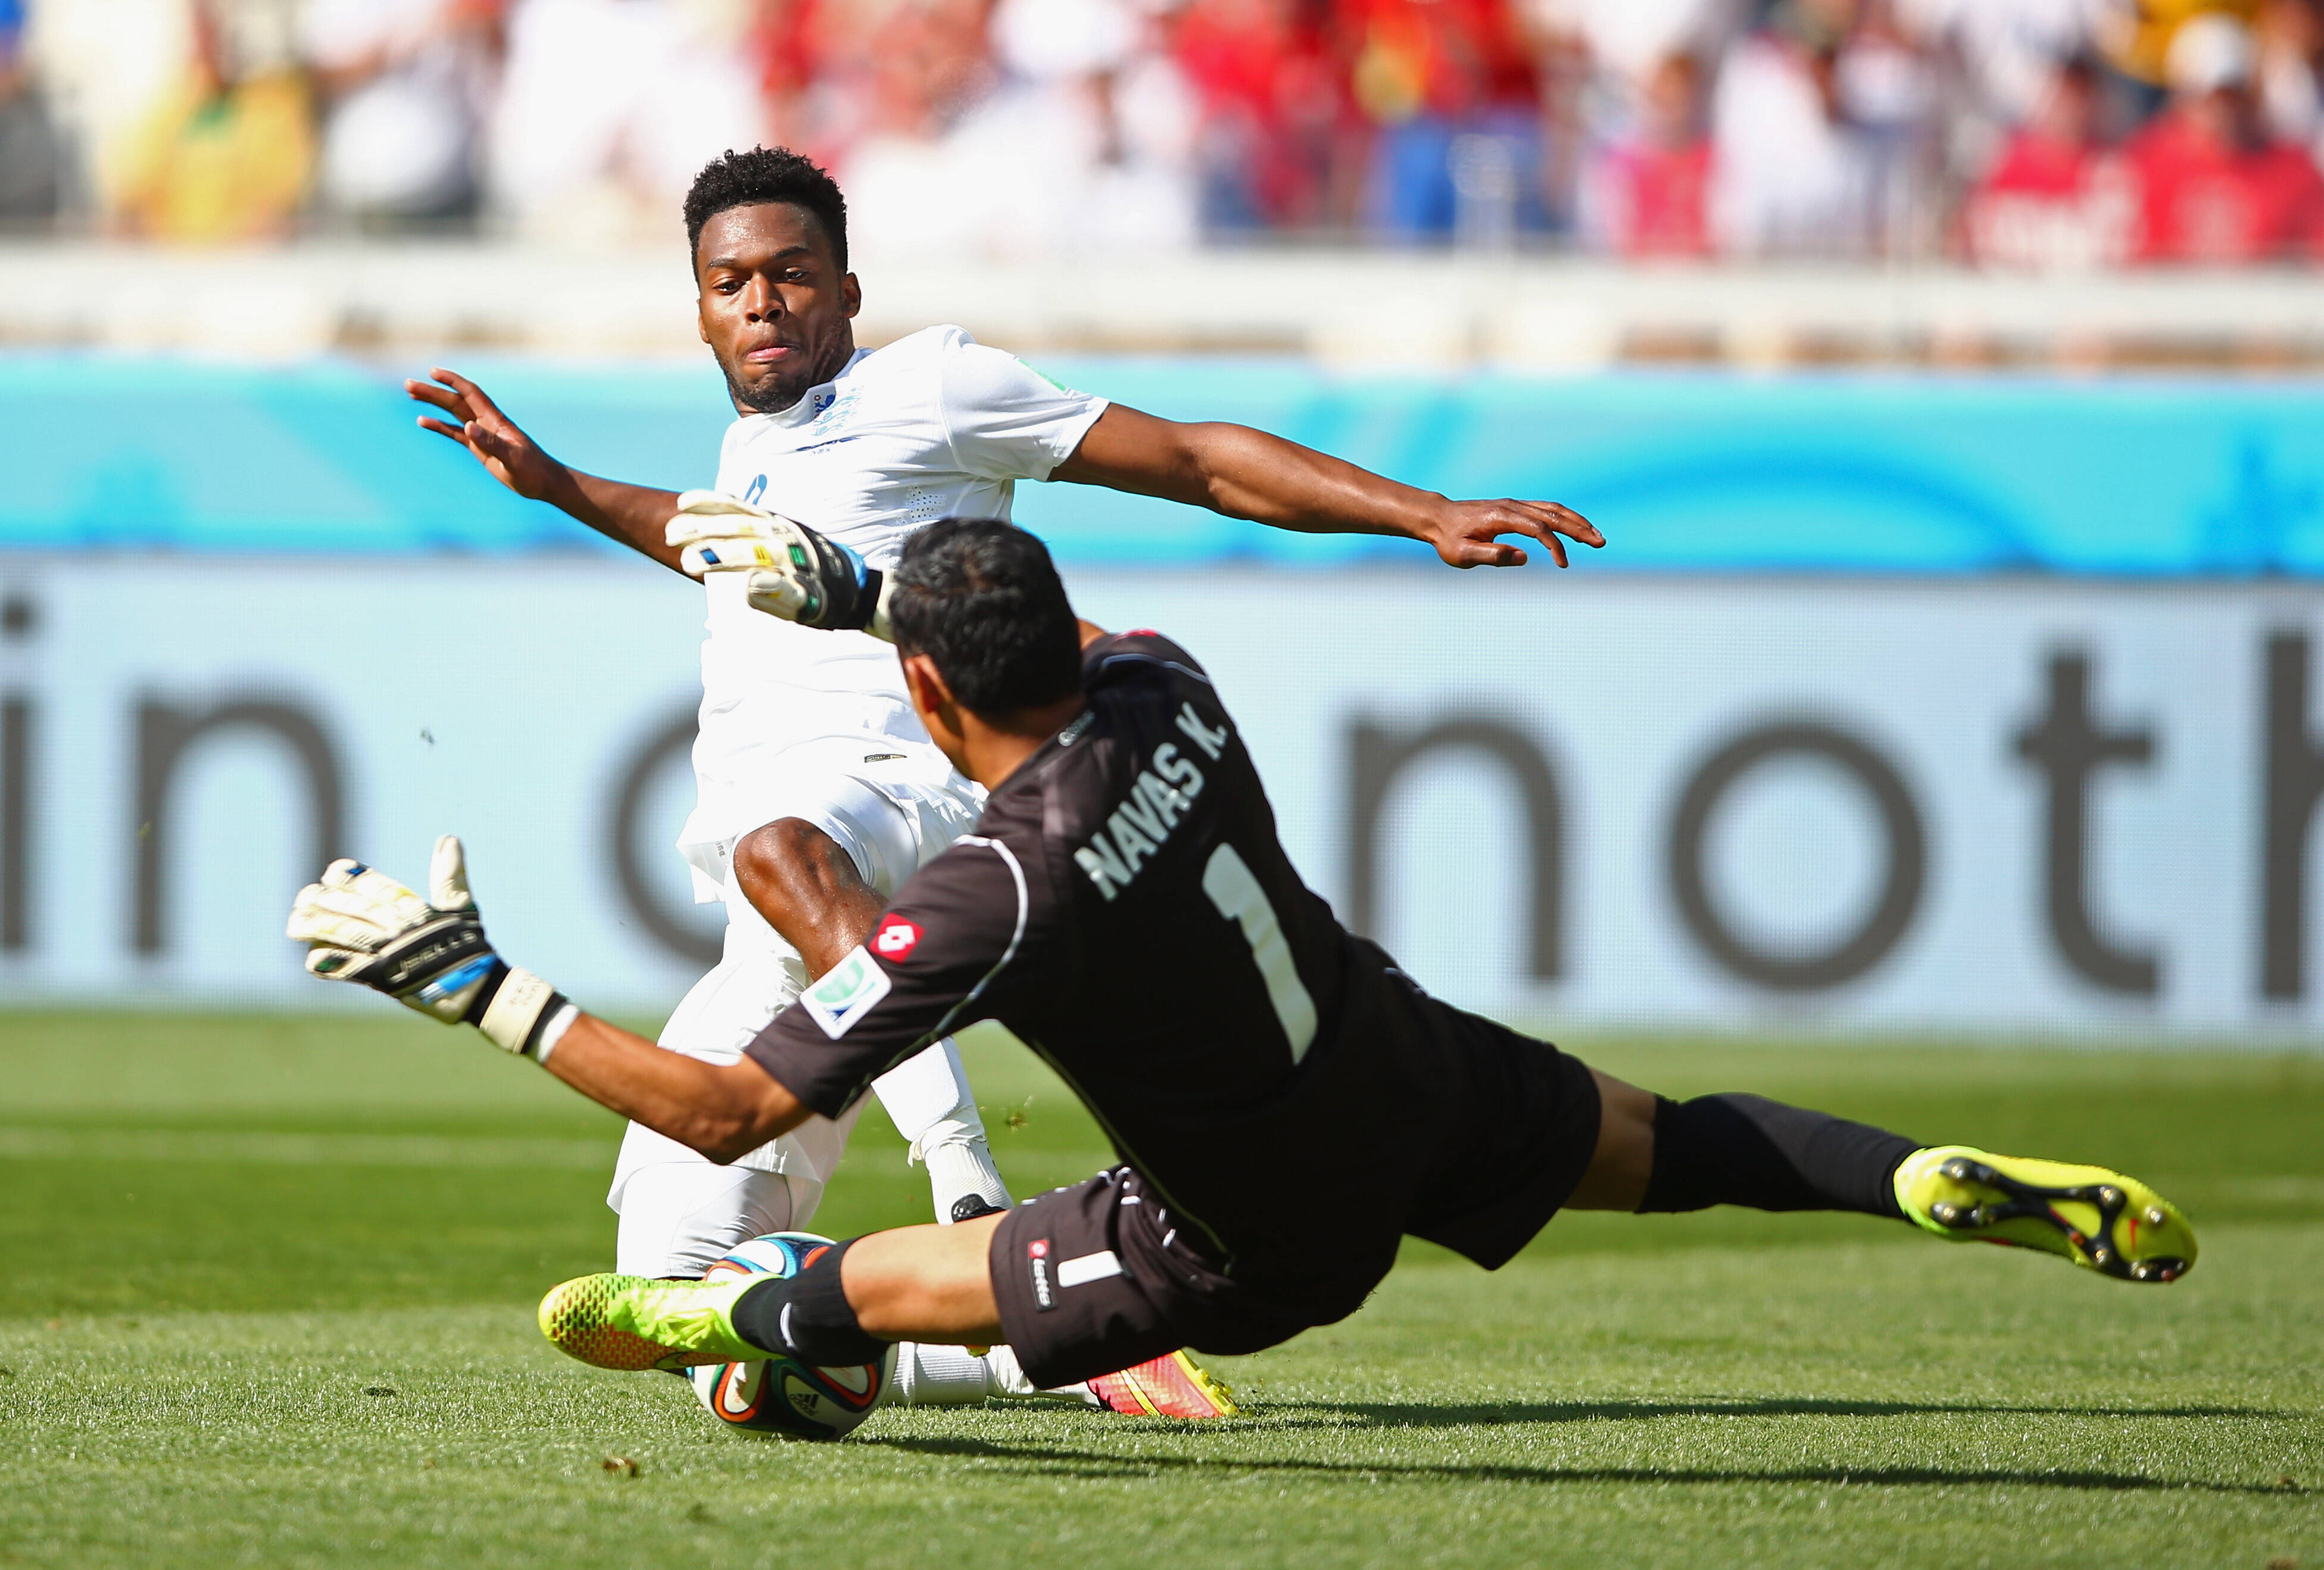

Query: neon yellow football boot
<box><xmin>538</xmin><ymin>1273</ymin><xmax>768</xmax><ymax>1371</ymax></box>
<box><xmin>1893</xmin><ymin>1146</ymin><xmax>2197</xmax><ymax>1284</ymax></box>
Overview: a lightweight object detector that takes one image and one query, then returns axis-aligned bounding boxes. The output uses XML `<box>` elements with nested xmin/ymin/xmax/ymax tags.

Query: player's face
<box><xmin>695</xmin><ymin>203</ymin><xmax>861</xmax><ymax>416</ymax></box>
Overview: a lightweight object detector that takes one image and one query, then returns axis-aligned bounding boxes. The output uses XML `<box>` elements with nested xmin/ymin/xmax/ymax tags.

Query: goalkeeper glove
<box><xmin>666</xmin><ymin>490</ymin><xmax>894</xmax><ymax>640</ymax></box>
<box><xmin>286</xmin><ymin>835</ymin><xmax>574</xmax><ymax>1059</ymax></box>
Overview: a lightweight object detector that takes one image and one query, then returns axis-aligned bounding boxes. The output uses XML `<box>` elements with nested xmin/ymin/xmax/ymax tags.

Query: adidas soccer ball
<box><xmin>685</xmin><ymin>1232</ymin><xmax>895</xmax><ymax>1441</ymax></box>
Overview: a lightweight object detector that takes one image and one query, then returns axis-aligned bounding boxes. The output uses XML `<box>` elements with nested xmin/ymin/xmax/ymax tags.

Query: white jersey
<box><xmin>678</xmin><ymin>325</ymin><xmax>1108</xmax><ymax>898</ymax></box>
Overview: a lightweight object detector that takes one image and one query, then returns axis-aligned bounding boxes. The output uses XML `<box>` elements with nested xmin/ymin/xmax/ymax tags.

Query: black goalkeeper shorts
<box><xmin>987</xmin><ymin>990</ymin><xmax>1606</xmax><ymax>1389</ymax></box>
<box><xmin>988</xmin><ymin>1166</ymin><xmax>1322</xmax><ymax>1390</ymax></box>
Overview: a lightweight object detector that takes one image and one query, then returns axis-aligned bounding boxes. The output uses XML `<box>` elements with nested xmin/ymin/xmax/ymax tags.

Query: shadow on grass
<box><xmin>1283</xmin><ymin>1396</ymin><xmax>2286</xmax><ymax>1428</ymax></box>
<box><xmin>860</xmin><ymin>1434</ymin><xmax>2308</xmax><ymax>1496</ymax></box>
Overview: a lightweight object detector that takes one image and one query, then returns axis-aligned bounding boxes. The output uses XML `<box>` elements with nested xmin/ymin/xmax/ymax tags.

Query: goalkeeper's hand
<box><xmin>666</xmin><ymin>490</ymin><xmax>894</xmax><ymax>641</ymax></box>
<box><xmin>286</xmin><ymin>836</ymin><xmax>572</xmax><ymax>1059</ymax></box>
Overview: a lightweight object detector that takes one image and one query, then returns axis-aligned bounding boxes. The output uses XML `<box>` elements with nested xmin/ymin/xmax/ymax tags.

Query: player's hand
<box><xmin>666</xmin><ymin>491</ymin><xmax>895</xmax><ymax>640</ymax></box>
<box><xmin>287</xmin><ymin>837</ymin><xmax>569</xmax><ymax>1055</ymax></box>
<box><xmin>288</xmin><ymin>836</ymin><xmax>500</xmax><ymax>1023</ymax></box>
<box><xmin>1424</xmin><ymin>499</ymin><xmax>1604</xmax><ymax>569</ymax></box>
<box><xmin>405</xmin><ymin>368</ymin><xmax>569</xmax><ymax>503</ymax></box>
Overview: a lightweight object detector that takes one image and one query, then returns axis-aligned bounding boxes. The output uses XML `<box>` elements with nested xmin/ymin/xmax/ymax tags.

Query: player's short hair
<box><xmin>683</xmin><ymin>147</ymin><xmax>849</xmax><ymax>275</ymax></box>
<box><xmin>889</xmin><ymin>520</ymin><xmax>1081</xmax><ymax>718</ymax></box>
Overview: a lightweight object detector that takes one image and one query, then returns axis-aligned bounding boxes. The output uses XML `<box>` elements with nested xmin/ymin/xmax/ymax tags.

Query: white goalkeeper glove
<box><xmin>666</xmin><ymin>490</ymin><xmax>895</xmax><ymax>641</ymax></box>
<box><xmin>286</xmin><ymin>836</ymin><xmax>574</xmax><ymax>1060</ymax></box>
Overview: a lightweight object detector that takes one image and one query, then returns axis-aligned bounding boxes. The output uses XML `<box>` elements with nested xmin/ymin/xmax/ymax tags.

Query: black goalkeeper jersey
<box><xmin>746</xmin><ymin>631</ymin><xmax>1586</xmax><ymax>1309</ymax></box>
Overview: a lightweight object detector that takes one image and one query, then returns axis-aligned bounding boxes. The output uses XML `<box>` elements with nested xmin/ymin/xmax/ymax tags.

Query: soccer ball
<box><xmin>685</xmin><ymin>1232</ymin><xmax>895</xmax><ymax>1441</ymax></box>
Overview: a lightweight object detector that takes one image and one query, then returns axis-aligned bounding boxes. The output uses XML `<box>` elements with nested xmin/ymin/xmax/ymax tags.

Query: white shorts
<box><xmin>608</xmin><ymin>739</ymin><xmax>985</xmax><ymax>1212</ymax></box>
<box><xmin>679</xmin><ymin>736</ymin><xmax>985</xmax><ymax>907</ymax></box>
<box><xmin>615</xmin><ymin>1164</ymin><xmax>822</xmax><ymax>1278</ymax></box>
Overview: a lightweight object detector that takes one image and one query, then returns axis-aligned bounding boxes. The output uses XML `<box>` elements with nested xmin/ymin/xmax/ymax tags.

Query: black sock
<box><xmin>728</xmin><ymin>1239</ymin><xmax>892</xmax><ymax>1366</ymax></box>
<box><xmin>1638</xmin><ymin>1093</ymin><xmax>1916</xmax><ymax>1220</ymax></box>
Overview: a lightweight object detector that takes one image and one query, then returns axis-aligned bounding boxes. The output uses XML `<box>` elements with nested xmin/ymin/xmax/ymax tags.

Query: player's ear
<box><xmin>901</xmin><ymin>653</ymin><xmax>972</xmax><ymax>768</ymax></box>
<box><xmin>841</xmin><ymin>272</ymin><xmax>861</xmax><ymax>320</ymax></box>
<box><xmin>691</xmin><ymin>241</ymin><xmax>713</xmax><ymax>342</ymax></box>
<box><xmin>899</xmin><ymin>652</ymin><xmax>953</xmax><ymax>715</ymax></box>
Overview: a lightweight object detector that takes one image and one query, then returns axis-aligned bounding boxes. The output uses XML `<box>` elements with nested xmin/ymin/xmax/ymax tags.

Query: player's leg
<box><xmin>615</xmin><ymin>1163</ymin><xmax>821</xmax><ymax>1278</ymax></box>
<box><xmin>856</xmin><ymin>1186</ymin><xmax>1256</xmax><ymax>1419</ymax></box>
<box><xmin>543</xmin><ymin>1172</ymin><xmax>1249</xmax><ymax>1417</ymax></box>
<box><xmin>1563</xmin><ymin>1069</ymin><xmax>1910</xmax><ymax>1218</ymax></box>
<box><xmin>604</xmin><ymin>928</ymin><xmax>856</xmax><ymax>1259</ymax></box>
<box><xmin>889</xmin><ymin>1340</ymin><xmax>1096</xmax><ymax>1406</ymax></box>
<box><xmin>1561</xmin><ymin>1070</ymin><xmax>1657</xmax><ymax>1211</ymax></box>
<box><xmin>856</xmin><ymin>758</ymin><xmax>1019</xmax><ymax>1219</ymax></box>
<box><xmin>617</xmin><ymin>924</ymin><xmax>1171</xmax><ymax>1409</ymax></box>
<box><xmin>869</xmin><ymin>1038</ymin><xmax>1012</xmax><ymax>1222</ymax></box>
<box><xmin>729</xmin><ymin>771</ymin><xmax>1011</xmax><ymax>1223</ymax></box>
<box><xmin>830</xmin><ymin>1219</ymin><xmax>1004</xmax><ymax>1341</ymax></box>
<box><xmin>541</xmin><ymin>1218</ymin><xmax>1003</xmax><ymax>1372</ymax></box>
<box><xmin>615</xmin><ymin>1122</ymin><xmax>1064</xmax><ymax>1403</ymax></box>
<box><xmin>1566</xmin><ymin>1066</ymin><xmax>2196</xmax><ymax>1282</ymax></box>
<box><xmin>771</xmin><ymin>1194</ymin><xmax>1193</xmax><ymax>1413</ymax></box>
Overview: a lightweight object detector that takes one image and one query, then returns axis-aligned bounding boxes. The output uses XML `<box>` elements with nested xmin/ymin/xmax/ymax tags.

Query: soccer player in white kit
<box><xmin>405</xmin><ymin>147</ymin><xmax>1602</xmax><ymax>1413</ymax></box>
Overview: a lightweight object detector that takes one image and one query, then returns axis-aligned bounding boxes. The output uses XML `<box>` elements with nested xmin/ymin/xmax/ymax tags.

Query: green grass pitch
<box><xmin>2</xmin><ymin>1011</ymin><xmax>2320</xmax><ymax>1569</ymax></box>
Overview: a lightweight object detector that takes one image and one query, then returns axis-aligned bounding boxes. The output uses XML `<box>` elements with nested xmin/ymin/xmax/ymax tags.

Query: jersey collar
<box><xmin>753</xmin><ymin>347</ymin><xmax>874</xmax><ymax>429</ymax></box>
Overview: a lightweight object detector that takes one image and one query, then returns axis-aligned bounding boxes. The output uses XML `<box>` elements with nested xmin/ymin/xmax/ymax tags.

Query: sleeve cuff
<box><xmin>1034</xmin><ymin>397</ymin><xmax>1111</xmax><ymax>481</ymax></box>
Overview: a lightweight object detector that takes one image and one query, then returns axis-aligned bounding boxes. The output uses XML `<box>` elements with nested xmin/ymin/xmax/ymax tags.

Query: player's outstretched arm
<box><xmin>405</xmin><ymin>367</ymin><xmax>688</xmax><ymax>574</ymax></box>
<box><xmin>1050</xmin><ymin>403</ymin><xmax>1604</xmax><ymax>569</ymax></box>
<box><xmin>286</xmin><ymin>837</ymin><xmax>806</xmax><ymax>1161</ymax></box>
<box><xmin>536</xmin><ymin>1014</ymin><xmax>806</xmax><ymax>1164</ymax></box>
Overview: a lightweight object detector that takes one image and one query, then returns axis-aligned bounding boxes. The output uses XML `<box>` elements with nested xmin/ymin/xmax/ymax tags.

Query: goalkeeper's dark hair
<box><xmin>684</xmin><ymin>147</ymin><xmax>849</xmax><ymax>275</ymax></box>
<box><xmin>889</xmin><ymin>519</ymin><xmax>1081</xmax><ymax>718</ymax></box>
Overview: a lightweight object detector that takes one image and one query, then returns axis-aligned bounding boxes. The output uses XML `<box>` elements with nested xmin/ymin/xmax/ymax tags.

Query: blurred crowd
<box><xmin>5</xmin><ymin>0</ymin><xmax>2324</xmax><ymax>266</ymax></box>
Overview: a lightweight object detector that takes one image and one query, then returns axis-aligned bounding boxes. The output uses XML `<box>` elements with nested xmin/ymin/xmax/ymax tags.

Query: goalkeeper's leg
<box><xmin>613</xmin><ymin>1144</ymin><xmax>1093</xmax><ymax>1407</ymax></box>
<box><xmin>1581</xmin><ymin>1072</ymin><xmax>2196</xmax><ymax>1282</ymax></box>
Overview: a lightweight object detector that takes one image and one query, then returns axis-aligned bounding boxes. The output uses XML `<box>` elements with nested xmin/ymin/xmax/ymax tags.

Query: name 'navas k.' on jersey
<box><xmin>746</xmin><ymin>633</ymin><xmax>1556</xmax><ymax>1310</ymax></box>
<box><xmin>681</xmin><ymin>326</ymin><xmax>1107</xmax><ymax>896</ymax></box>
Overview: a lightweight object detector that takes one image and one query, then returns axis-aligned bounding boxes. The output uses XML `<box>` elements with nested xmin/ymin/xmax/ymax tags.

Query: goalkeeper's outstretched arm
<box><xmin>539</xmin><ymin>1014</ymin><xmax>806</xmax><ymax>1164</ymax></box>
<box><xmin>405</xmin><ymin>368</ymin><xmax>690</xmax><ymax>574</ymax></box>
<box><xmin>286</xmin><ymin>837</ymin><xmax>807</xmax><ymax>1163</ymax></box>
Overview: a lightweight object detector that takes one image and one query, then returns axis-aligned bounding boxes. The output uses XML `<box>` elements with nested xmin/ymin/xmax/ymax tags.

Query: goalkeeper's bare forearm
<box><xmin>544</xmin><ymin>1013</ymin><xmax>809</xmax><ymax>1163</ymax></box>
<box><xmin>287</xmin><ymin>838</ymin><xmax>809</xmax><ymax>1165</ymax></box>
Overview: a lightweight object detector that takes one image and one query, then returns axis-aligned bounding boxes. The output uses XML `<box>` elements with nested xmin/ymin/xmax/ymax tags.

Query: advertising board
<box><xmin>2</xmin><ymin>559</ymin><xmax>2316</xmax><ymax>1041</ymax></box>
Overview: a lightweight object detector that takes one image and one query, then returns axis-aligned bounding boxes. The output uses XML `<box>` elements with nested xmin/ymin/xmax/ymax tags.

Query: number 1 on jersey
<box><xmin>1202</xmin><ymin>843</ymin><xmax>1317</xmax><ymax>1064</ymax></box>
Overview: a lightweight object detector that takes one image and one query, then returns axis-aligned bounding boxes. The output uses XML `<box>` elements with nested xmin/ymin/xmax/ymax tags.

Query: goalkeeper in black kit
<box><xmin>289</xmin><ymin>515</ymin><xmax>2197</xmax><ymax>1399</ymax></box>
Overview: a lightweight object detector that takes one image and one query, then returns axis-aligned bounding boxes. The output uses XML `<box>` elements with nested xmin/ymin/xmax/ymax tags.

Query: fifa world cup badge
<box><xmin>800</xmin><ymin>946</ymin><xmax>893</xmax><ymax>1038</ymax></box>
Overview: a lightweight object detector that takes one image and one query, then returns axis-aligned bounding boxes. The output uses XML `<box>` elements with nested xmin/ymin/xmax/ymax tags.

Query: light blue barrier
<box><xmin>5</xmin><ymin>352</ymin><xmax>2324</xmax><ymax>573</ymax></box>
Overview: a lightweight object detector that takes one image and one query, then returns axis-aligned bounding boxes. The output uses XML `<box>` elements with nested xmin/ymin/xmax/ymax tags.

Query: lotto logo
<box><xmin>872</xmin><ymin>917</ymin><xmax>922</xmax><ymax>961</ymax></box>
<box><xmin>1027</xmin><ymin>1239</ymin><xmax>1054</xmax><ymax>1310</ymax></box>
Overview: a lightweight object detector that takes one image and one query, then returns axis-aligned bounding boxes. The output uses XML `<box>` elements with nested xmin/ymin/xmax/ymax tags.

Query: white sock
<box><xmin>894</xmin><ymin>1341</ymin><xmax>993</xmax><ymax>1407</ymax></box>
<box><xmin>871</xmin><ymin>1038</ymin><xmax>1014</xmax><ymax>1222</ymax></box>
<box><xmin>981</xmin><ymin>1344</ymin><xmax>1094</xmax><ymax>1404</ymax></box>
<box><xmin>915</xmin><ymin>1122</ymin><xmax>1013</xmax><ymax>1222</ymax></box>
